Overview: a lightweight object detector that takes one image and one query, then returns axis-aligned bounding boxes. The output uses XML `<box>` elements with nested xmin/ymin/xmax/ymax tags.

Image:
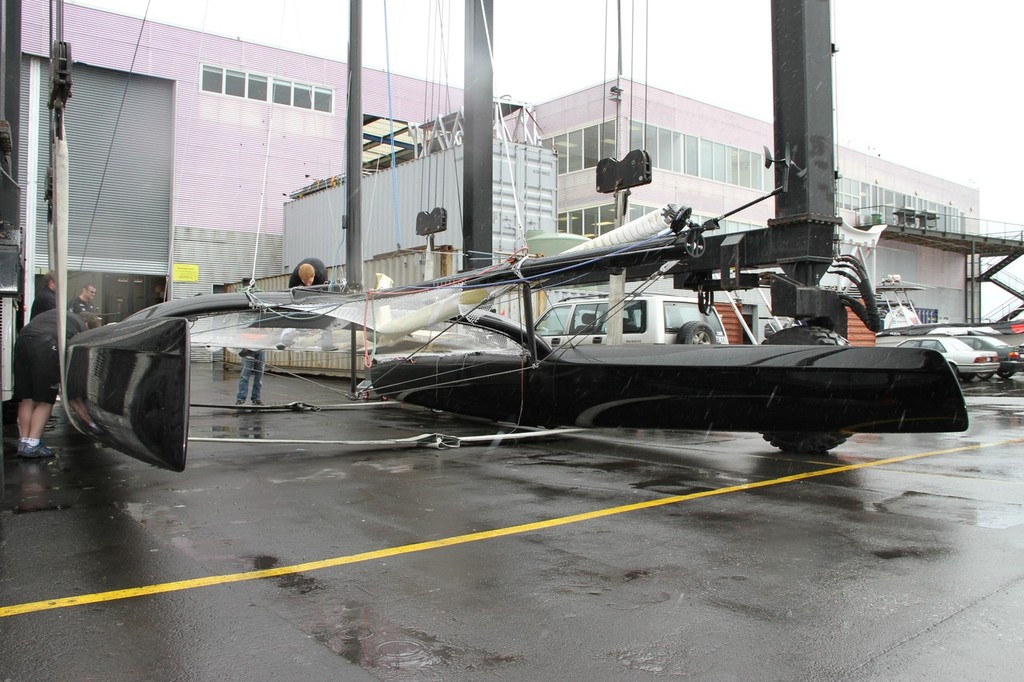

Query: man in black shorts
<box><xmin>13</xmin><ymin>309</ymin><xmax>90</xmax><ymax>458</ymax></box>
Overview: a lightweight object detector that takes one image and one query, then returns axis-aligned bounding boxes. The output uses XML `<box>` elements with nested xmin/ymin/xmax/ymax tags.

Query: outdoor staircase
<box><xmin>983</xmin><ymin>270</ymin><xmax>1024</xmax><ymax>321</ymax></box>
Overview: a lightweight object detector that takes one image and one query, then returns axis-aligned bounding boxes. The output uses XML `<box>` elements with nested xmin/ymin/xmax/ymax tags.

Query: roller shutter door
<box><xmin>33</xmin><ymin>63</ymin><xmax>172</xmax><ymax>274</ymax></box>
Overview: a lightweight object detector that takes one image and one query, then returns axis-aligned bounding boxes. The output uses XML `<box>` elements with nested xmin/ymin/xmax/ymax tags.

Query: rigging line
<box><xmin>553</xmin><ymin>264</ymin><xmax>672</xmax><ymax>352</ymax></box>
<box><xmin>602</xmin><ymin>0</ymin><xmax>609</xmax><ymax>151</ymax></box>
<box><xmin>428</xmin><ymin>0</ymin><xmax>443</xmax><ymax>212</ymax></box>
<box><xmin>494</xmin><ymin>105</ymin><xmax>526</xmax><ymax>253</ymax></box>
<box><xmin>437</xmin><ymin>0</ymin><xmax>459</xmax><ymax>225</ymax></box>
<box><xmin>382</xmin><ymin>0</ymin><xmax>402</xmax><ymax>248</ymax></box>
<box><xmin>419</xmin><ymin>2</ymin><xmax>433</xmax><ymax>217</ymax></box>
<box><xmin>627</xmin><ymin>0</ymin><xmax>634</xmax><ymax>135</ymax></box>
<box><xmin>250</xmin><ymin>111</ymin><xmax>274</xmax><ymax>285</ymax></box>
<box><xmin>423</xmin><ymin>0</ymin><xmax>461</xmax><ymax>235</ymax></box>
<box><xmin>642</xmin><ymin>0</ymin><xmax>648</xmax><ymax>132</ymax></box>
<box><xmin>365</xmin><ymin>290</ymin><xmax>514</xmax><ymax>386</ymax></box>
<box><xmin>372</xmin><ymin>356</ymin><xmax>533</xmax><ymax>395</ymax></box>
<box><xmin>76</xmin><ymin>0</ymin><xmax>153</xmax><ymax>274</ymax></box>
<box><xmin>831</xmin><ymin>0</ymin><xmax>842</xmax><ymax>200</ymax></box>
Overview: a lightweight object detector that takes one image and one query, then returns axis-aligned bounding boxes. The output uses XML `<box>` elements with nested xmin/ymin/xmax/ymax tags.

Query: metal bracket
<box><xmin>595</xmin><ymin>149</ymin><xmax>652</xmax><ymax>194</ymax></box>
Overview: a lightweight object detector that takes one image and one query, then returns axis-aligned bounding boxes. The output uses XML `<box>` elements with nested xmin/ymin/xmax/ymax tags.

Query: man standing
<box><xmin>30</xmin><ymin>272</ymin><xmax>57</xmax><ymax>319</ymax></box>
<box><xmin>235</xmin><ymin>349</ymin><xmax>266</xmax><ymax>406</ymax></box>
<box><xmin>71</xmin><ymin>283</ymin><xmax>98</xmax><ymax>316</ymax></box>
<box><xmin>13</xmin><ymin>308</ymin><xmax>89</xmax><ymax>458</ymax></box>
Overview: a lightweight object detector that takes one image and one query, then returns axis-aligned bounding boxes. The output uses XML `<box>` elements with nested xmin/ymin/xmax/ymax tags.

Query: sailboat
<box><xmin>59</xmin><ymin>0</ymin><xmax>968</xmax><ymax>472</ymax></box>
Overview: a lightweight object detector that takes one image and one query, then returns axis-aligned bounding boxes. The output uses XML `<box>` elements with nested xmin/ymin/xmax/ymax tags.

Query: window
<box><xmin>713</xmin><ymin>142</ymin><xmax>726</xmax><ymax>182</ymax></box>
<box><xmin>535</xmin><ymin>306</ymin><xmax>571</xmax><ymax>335</ymax></box>
<box><xmin>670</xmin><ymin>131</ymin><xmax>683</xmax><ymax>174</ymax></box>
<box><xmin>293</xmin><ymin>84</ymin><xmax>312</xmax><ymax>109</ymax></box>
<box><xmin>225</xmin><ymin>69</ymin><xmax>245</xmax><ymax>97</ymax></box>
<box><xmin>622</xmin><ymin>301</ymin><xmax>647</xmax><ymax>334</ymax></box>
<box><xmin>583</xmin><ymin>206</ymin><xmax>600</xmax><ymax>236</ymax></box>
<box><xmin>658</xmin><ymin>128</ymin><xmax>674</xmax><ymax>172</ymax></box>
<box><xmin>200</xmin><ymin>64</ymin><xmax>332</xmax><ymax>113</ymax></box>
<box><xmin>201</xmin><ymin>66</ymin><xmax>223</xmax><ymax>93</ymax></box>
<box><xmin>684</xmin><ymin>135</ymin><xmax>698</xmax><ymax>175</ymax></box>
<box><xmin>583</xmin><ymin>123</ymin><xmax>600</xmax><ymax>169</ymax></box>
<box><xmin>566</xmin><ymin>129</ymin><xmax>584</xmax><ymax>173</ymax></box>
<box><xmin>600</xmin><ymin>121</ymin><xmax>616</xmax><ymax>161</ymax></box>
<box><xmin>597</xmin><ymin>203</ymin><xmax>617</xmax><ymax>235</ymax></box>
<box><xmin>314</xmin><ymin>88</ymin><xmax>332</xmax><ymax>112</ymax></box>
<box><xmin>554</xmin><ymin>134</ymin><xmax>569</xmax><ymax>175</ymax></box>
<box><xmin>248</xmin><ymin>74</ymin><xmax>268</xmax><ymax>101</ymax></box>
<box><xmin>571</xmin><ymin>304</ymin><xmax>606</xmax><ymax>334</ymax></box>
<box><xmin>700</xmin><ymin>139</ymin><xmax>713</xmax><ymax>179</ymax></box>
<box><xmin>630</xmin><ymin>120</ymin><xmax>642</xmax><ymax>152</ymax></box>
<box><xmin>273</xmin><ymin>80</ymin><xmax>292</xmax><ymax>105</ymax></box>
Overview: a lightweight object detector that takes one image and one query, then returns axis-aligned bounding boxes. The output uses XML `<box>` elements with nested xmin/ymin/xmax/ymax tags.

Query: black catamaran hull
<box><xmin>369</xmin><ymin>344</ymin><xmax>968</xmax><ymax>434</ymax></box>
<box><xmin>65</xmin><ymin>318</ymin><xmax>191</xmax><ymax>472</ymax></box>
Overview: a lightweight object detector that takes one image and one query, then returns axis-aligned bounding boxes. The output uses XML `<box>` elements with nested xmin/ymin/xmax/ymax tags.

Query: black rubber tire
<box><xmin>975</xmin><ymin>372</ymin><xmax>995</xmax><ymax>381</ymax></box>
<box><xmin>759</xmin><ymin>325</ymin><xmax>849</xmax><ymax>455</ymax></box>
<box><xmin>762</xmin><ymin>431</ymin><xmax>850</xmax><ymax>455</ymax></box>
<box><xmin>676</xmin><ymin>321</ymin><xmax>717</xmax><ymax>345</ymax></box>
<box><xmin>759</xmin><ymin>325</ymin><xmax>850</xmax><ymax>347</ymax></box>
<box><xmin>997</xmin><ymin>369</ymin><xmax>1016</xmax><ymax>379</ymax></box>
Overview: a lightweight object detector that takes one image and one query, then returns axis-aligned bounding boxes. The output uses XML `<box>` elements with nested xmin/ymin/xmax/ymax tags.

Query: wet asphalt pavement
<box><xmin>2</xmin><ymin>365</ymin><xmax>1023</xmax><ymax>681</ymax></box>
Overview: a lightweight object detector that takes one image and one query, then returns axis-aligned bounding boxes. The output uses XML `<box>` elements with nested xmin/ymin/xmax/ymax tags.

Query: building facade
<box><xmin>16</xmin><ymin>0</ymin><xmax>982</xmax><ymax>329</ymax></box>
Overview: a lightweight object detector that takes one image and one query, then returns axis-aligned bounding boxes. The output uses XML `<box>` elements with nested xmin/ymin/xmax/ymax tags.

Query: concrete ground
<box><xmin>2</xmin><ymin>364</ymin><xmax>1023</xmax><ymax>681</ymax></box>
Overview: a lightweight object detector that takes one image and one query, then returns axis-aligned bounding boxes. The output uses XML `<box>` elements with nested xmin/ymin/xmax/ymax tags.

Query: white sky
<box><xmin>69</xmin><ymin>0</ymin><xmax>1024</xmax><ymax>232</ymax></box>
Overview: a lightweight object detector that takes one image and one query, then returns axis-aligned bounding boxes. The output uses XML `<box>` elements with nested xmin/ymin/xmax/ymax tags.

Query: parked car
<box><xmin>943</xmin><ymin>335</ymin><xmax>1023</xmax><ymax>379</ymax></box>
<box><xmin>535</xmin><ymin>294</ymin><xmax>729</xmax><ymax>347</ymax></box>
<box><xmin>895</xmin><ymin>336</ymin><xmax>999</xmax><ymax>380</ymax></box>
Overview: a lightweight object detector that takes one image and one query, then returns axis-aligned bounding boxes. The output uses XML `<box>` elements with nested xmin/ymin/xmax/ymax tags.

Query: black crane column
<box><xmin>463</xmin><ymin>0</ymin><xmax>493</xmax><ymax>272</ymax></box>
<box><xmin>769</xmin><ymin>0</ymin><xmax>846</xmax><ymax>332</ymax></box>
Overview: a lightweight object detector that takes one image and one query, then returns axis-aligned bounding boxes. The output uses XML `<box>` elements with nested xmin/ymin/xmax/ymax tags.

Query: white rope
<box><xmin>250</xmin><ymin>111</ymin><xmax>274</xmax><ymax>285</ymax></box>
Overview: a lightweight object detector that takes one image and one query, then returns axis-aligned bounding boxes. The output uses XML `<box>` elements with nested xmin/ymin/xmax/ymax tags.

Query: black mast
<box><xmin>462</xmin><ymin>0</ymin><xmax>493</xmax><ymax>271</ymax></box>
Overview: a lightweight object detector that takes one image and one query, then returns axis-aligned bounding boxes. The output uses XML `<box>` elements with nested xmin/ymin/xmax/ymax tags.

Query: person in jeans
<box><xmin>235</xmin><ymin>349</ymin><xmax>266</xmax><ymax>405</ymax></box>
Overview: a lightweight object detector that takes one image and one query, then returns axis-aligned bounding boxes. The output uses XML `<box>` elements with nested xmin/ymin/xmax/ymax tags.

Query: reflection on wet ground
<box><xmin>1</xmin><ymin>368</ymin><xmax>1022</xmax><ymax>680</ymax></box>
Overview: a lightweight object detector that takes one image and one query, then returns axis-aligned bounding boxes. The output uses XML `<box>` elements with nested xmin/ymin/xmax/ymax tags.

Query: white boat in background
<box><xmin>873</xmin><ymin>274</ymin><xmax>1024</xmax><ymax>347</ymax></box>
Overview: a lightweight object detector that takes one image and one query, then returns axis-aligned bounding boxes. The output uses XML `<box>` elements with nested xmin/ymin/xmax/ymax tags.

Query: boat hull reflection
<box><xmin>370</xmin><ymin>343</ymin><xmax>969</xmax><ymax>434</ymax></box>
<box><xmin>65</xmin><ymin>318</ymin><xmax>190</xmax><ymax>471</ymax></box>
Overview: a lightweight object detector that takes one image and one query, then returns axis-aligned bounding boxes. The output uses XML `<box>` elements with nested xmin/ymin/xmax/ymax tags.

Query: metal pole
<box><xmin>346</xmin><ymin>0</ymin><xmax>363</xmax><ymax>393</ymax></box>
<box><xmin>463</xmin><ymin>0</ymin><xmax>493</xmax><ymax>271</ymax></box>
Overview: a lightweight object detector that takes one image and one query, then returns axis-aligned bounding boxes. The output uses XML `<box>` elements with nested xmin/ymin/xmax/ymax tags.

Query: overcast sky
<box><xmin>69</xmin><ymin>0</ymin><xmax>1023</xmax><ymax>234</ymax></box>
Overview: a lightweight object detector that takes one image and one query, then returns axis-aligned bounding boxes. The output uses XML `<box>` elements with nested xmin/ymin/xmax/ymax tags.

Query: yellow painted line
<box><xmin>2</xmin><ymin>437</ymin><xmax>1020</xmax><ymax>619</ymax></box>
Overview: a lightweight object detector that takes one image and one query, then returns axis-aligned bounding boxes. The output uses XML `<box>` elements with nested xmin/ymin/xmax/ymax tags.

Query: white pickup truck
<box><xmin>534</xmin><ymin>294</ymin><xmax>729</xmax><ymax>346</ymax></box>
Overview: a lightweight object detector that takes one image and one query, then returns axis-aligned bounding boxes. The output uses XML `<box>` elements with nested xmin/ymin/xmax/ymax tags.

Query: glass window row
<box><xmin>546</xmin><ymin>121</ymin><xmax>769</xmax><ymax>193</ymax></box>
<box><xmin>837</xmin><ymin>175</ymin><xmax>966</xmax><ymax>233</ymax></box>
<box><xmin>201</xmin><ymin>65</ymin><xmax>333</xmax><ymax>113</ymax></box>
<box><xmin>557</xmin><ymin>203</ymin><xmax>761</xmax><ymax>239</ymax></box>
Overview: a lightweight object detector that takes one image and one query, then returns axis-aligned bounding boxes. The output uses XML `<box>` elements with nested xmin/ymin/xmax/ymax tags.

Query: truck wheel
<box><xmin>676</xmin><ymin>321</ymin><xmax>717</xmax><ymax>344</ymax></box>
<box><xmin>762</xmin><ymin>431</ymin><xmax>849</xmax><ymax>455</ymax></box>
<box><xmin>759</xmin><ymin>325</ymin><xmax>849</xmax><ymax>454</ymax></box>
<box><xmin>759</xmin><ymin>325</ymin><xmax>849</xmax><ymax>346</ymax></box>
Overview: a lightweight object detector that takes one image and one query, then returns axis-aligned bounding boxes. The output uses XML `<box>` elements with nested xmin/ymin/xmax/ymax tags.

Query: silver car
<box><xmin>943</xmin><ymin>335</ymin><xmax>1024</xmax><ymax>379</ymax></box>
<box><xmin>896</xmin><ymin>336</ymin><xmax>1000</xmax><ymax>380</ymax></box>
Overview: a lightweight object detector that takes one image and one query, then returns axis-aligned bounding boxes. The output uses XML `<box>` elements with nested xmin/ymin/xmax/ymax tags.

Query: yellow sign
<box><xmin>172</xmin><ymin>263</ymin><xmax>200</xmax><ymax>282</ymax></box>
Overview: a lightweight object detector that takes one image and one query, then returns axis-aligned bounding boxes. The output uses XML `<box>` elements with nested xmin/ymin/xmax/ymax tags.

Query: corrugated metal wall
<box><xmin>172</xmin><ymin>226</ymin><xmax>282</xmax><ymax>297</ymax></box>
<box><xmin>283</xmin><ymin>140</ymin><xmax>557</xmax><ymax>270</ymax></box>
<box><xmin>30</xmin><ymin>64</ymin><xmax>173</xmax><ymax>274</ymax></box>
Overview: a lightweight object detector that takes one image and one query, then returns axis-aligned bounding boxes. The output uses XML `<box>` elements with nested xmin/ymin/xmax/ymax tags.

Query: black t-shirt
<box><xmin>70</xmin><ymin>297</ymin><xmax>97</xmax><ymax>315</ymax></box>
<box><xmin>18</xmin><ymin>308</ymin><xmax>87</xmax><ymax>343</ymax></box>
<box><xmin>30</xmin><ymin>286</ymin><xmax>57</xmax><ymax>319</ymax></box>
<box><xmin>287</xmin><ymin>258</ymin><xmax>329</xmax><ymax>288</ymax></box>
